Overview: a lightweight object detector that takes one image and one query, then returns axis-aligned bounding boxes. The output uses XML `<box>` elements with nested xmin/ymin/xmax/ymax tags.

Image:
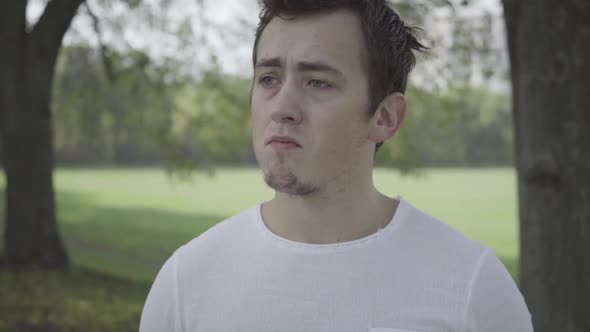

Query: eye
<box><xmin>258</xmin><ymin>75</ymin><xmax>279</xmax><ymax>88</ymax></box>
<box><xmin>308</xmin><ymin>79</ymin><xmax>330</xmax><ymax>89</ymax></box>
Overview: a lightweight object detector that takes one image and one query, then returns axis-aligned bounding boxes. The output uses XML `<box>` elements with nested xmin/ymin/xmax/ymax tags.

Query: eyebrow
<box><xmin>255</xmin><ymin>57</ymin><xmax>344</xmax><ymax>78</ymax></box>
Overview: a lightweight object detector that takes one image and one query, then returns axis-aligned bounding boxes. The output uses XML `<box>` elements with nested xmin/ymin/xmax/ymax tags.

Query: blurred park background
<box><xmin>1</xmin><ymin>0</ymin><xmax>588</xmax><ymax>331</ymax></box>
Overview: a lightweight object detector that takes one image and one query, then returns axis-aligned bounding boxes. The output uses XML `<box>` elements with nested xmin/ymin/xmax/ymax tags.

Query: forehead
<box><xmin>256</xmin><ymin>9</ymin><xmax>367</xmax><ymax>74</ymax></box>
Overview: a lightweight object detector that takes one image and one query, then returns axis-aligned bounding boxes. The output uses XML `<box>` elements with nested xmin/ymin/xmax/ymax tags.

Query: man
<box><xmin>140</xmin><ymin>0</ymin><xmax>533</xmax><ymax>331</ymax></box>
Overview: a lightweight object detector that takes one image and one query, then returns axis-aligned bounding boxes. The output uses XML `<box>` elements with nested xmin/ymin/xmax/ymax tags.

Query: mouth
<box><xmin>267</xmin><ymin>136</ymin><xmax>302</xmax><ymax>151</ymax></box>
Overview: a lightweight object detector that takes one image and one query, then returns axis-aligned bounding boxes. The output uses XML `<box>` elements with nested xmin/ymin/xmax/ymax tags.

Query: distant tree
<box><xmin>377</xmin><ymin>86</ymin><xmax>512</xmax><ymax>169</ymax></box>
<box><xmin>52</xmin><ymin>45</ymin><xmax>180</xmax><ymax>166</ymax></box>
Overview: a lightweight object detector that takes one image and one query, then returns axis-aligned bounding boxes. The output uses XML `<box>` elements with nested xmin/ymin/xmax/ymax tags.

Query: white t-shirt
<box><xmin>140</xmin><ymin>197</ymin><xmax>533</xmax><ymax>332</ymax></box>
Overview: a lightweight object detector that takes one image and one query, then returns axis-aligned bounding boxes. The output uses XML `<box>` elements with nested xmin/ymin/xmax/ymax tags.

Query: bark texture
<box><xmin>502</xmin><ymin>0</ymin><xmax>590</xmax><ymax>330</ymax></box>
<box><xmin>0</xmin><ymin>0</ymin><xmax>83</xmax><ymax>267</ymax></box>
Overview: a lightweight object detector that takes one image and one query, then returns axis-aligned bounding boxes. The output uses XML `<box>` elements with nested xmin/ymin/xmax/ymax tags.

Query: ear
<box><xmin>368</xmin><ymin>92</ymin><xmax>407</xmax><ymax>144</ymax></box>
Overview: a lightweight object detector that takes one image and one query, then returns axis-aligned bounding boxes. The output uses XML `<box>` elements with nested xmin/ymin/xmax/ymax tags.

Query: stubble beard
<box><xmin>263</xmin><ymin>164</ymin><xmax>319</xmax><ymax>196</ymax></box>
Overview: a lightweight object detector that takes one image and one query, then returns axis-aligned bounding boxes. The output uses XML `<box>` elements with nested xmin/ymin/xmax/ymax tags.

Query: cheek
<box><xmin>251</xmin><ymin>105</ymin><xmax>267</xmax><ymax>135</ymax></box>
<box><xmin>313</xmin><ymin>114</ymin><xmax>365</xmax><ymax>156</ymax></box>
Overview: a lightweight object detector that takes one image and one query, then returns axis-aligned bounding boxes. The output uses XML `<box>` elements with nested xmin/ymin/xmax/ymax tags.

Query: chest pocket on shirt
<box><xmin>370</xmin><ymin>329</ymin><xmax>418</xmax><ymax>332</ymax></box>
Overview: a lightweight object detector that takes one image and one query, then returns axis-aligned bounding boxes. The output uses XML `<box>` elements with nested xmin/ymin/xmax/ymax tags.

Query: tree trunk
<box><xmin>0</xmin><ymin>0</ymin><xmax>83</xmax><ymax>267</ymax></box>
<box><xmin>502</xmin><ymin>0</ymin><xmax>590</xmax><ymax>331</ymax></box>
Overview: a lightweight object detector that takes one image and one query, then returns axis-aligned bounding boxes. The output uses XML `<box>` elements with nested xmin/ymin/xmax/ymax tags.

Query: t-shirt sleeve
<box><xmin>464</xmin><ymin>248</ymin><xmax>534</xmax><ymax>332</ymax></box>
<box><xmin>140</xmin><ymin>251</ymin><xmax>183</xmax><ymax>332</ymax></box>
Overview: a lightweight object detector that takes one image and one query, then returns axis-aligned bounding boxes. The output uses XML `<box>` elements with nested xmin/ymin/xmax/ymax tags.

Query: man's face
<box><xmin>251</xmin><ymin>9</ymin><xmax>373</xmax><ymax>195</ymax></box>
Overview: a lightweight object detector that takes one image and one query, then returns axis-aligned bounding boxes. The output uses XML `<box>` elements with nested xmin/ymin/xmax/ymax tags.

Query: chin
<box><xmin>263</xmin><ymin>164</ymin><xmax>318</xmax><ymax>196</ymax></box>
<box><xmin>270</xmin><ymin>161</ymin><xmax>292</xmax><ymax>176</ymax></box>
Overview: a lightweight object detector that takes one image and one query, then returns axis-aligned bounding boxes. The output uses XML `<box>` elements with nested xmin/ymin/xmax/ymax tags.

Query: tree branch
<box><xmin>0</xmin><ymin>0</ymin><xmax>27</xmax><ymax>36</ymax></box>
<box><xmin>84</xmin><ymin>0</ymin><xmax>116</xmax><ymax>83</ymax></box>
<box><xmin>85</xmin><ymin>0</ymin><xmax>150</xmax><ymax>83</ymax></box>
<box><xmin>28</xmin><ymin>0</ymin><xmax>84</xmax><ymax>78</ymax></box>
<box><xmin>501</xmin><ymin>0</ymin><xmax>520</xmax><ymax>79</ymax></box>
<box><xmin>0</xmin><ymin>0</ymin><xmax>27</xmax><ymax>145</ymax></box>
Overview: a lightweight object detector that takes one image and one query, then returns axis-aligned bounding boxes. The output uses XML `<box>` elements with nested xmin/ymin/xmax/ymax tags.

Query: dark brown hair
<box><xmin>252</xmin><ymin>0</ymin><xmax>428</xmax><ymax>151</ymax></box>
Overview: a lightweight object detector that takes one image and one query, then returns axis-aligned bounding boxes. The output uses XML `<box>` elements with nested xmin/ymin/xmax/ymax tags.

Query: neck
<box><xmin>261</xmin><ymin>172</ymin><xmax>398</xmax><ymax>244</ymax></box>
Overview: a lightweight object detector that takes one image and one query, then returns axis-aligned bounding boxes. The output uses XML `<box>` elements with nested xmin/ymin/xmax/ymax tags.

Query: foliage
<box><xmin>171</xmin><ymin>69</ymin><xmax>253</xmax><ymax>165</ymax></box>
<box><xmin>377</xmin><ymin>85</ymin><xmax>513</xmax><ymax>168</ymax></box>
<box><xmin>53</xmin><ymin>45</ymin><xmax>182</xmax><ymax>166</ymax></box>
<box><xmin>44</xmin><ymin>0</ymin><xmax>511</xmax><ymax>174</ymax></box>
<box><xmin>51</xmin><ymin>44</ymin><xmax>513</xmax><ymax>170</ymax></box>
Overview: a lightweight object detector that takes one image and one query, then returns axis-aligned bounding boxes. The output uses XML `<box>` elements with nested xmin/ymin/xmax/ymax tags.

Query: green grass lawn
<box><xmin>0</xmin><ymin>167</ymin><xmax>520</xmax><ymax>331</ymax></box>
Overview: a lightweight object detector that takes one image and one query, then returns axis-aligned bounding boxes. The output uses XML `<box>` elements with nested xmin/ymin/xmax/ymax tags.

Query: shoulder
<box><xmin>189</xmin><ymin>205</ymin><xmax>257</xmax><ymax>242</ymax></box>
<box><xmin>174</xmin><ymin>204</ymin><xmax>260</xmax><ymax>265</ymax></box>
<box><xmin>398</xmin><ymin>200</ymin><xmax>532</xmax><ymax>329</ymax></box>
<box><xmin>397</xmin><ymin>199</ymin><xmax>489</xmax><ymax>264</ymax></box>
<box><xmin>463</xmin><ymin>242</ymin><xmax>532</xmax><ymax>330</ymax></box>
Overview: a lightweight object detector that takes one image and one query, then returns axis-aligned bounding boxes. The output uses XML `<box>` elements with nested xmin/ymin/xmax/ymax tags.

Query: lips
<box><xmin>267</xmin><ymin>135</ymin><xmax>301</xmax><ymax>147</ymax></box>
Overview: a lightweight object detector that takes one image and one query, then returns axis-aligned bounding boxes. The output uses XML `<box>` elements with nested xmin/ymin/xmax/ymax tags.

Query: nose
<box><xmin>270</xmin><ymin>81</ymin><xmax>303</xmax><ymax>125</ymax></box>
